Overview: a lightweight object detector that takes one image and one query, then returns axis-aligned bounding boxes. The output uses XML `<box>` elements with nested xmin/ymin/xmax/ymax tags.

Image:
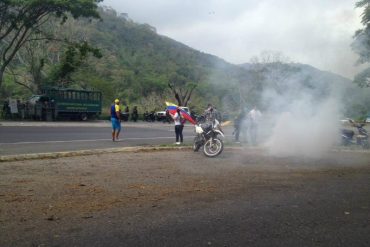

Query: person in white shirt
<box><xmin>247</xmin><ymin>106</ymin><xmax>262</xmax><ymax>145</ymax></box>
<box><xmin>171</xmin><ymin>107</ymin><xmax>185</xmax><ymax>144</ymax></box>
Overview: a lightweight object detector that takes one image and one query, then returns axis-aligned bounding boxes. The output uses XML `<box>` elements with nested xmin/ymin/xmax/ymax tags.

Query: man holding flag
<box><xmin>172</xmin><ymin>107</ymin><xmax>185</xmax><ymax>144</ymax></box>
<box><xmin>165</xmin><ymin>101</ymin><xmax>196</xmax><ymax>144</ymax></box>
<box><xmin>165</xmin><ymin>101</ymin><xmax>196</xmax><ymax>125</ymax></box>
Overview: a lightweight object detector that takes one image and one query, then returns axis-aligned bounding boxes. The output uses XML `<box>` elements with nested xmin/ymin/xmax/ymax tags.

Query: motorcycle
<box><xmin>121</xmin><ymin>112</ymin><xmax>129</xmax><ymax>122</ymax></box>
<box><xmin>193</xmin><ymin>119</ymin><xmax>224</xmax><ymax>157</ymax></box>
<box><xmin>341</xmin><ymin>119</ymin><xmax>369</xmax><ymax>149</ymax></box>
<box><xmin>143</xmin><ymin>111</ymin><xmax>156</xmax><ymax>122</ymax></box>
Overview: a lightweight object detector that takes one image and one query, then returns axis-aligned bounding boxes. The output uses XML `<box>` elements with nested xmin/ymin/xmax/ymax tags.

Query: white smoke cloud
<box><xmin>264</xmin><ymin>96</ymin><xmax>341</xmax><ymax>157</ymax></box>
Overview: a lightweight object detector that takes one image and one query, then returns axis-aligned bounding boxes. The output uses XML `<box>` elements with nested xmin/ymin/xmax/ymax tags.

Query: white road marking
<box><xmin>0</xmin><ymin>136</ymin><xmax>195</xmax><ymax>145</ymax></box>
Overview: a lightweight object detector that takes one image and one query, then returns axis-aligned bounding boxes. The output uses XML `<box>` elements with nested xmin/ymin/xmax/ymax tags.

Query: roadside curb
<box><xmin>0</xmin><ymin>146</ymin><xmax>192</xmax><ymax>162</ymax></box>
<box><xmin>0</xmin><ymin>145</ymin><xmax>248</xmax><ymax>162</ymax></box>
<box><xmin>1</xmin><ymin>145</ymin><xmax>368</xmax><ymax>162</ymax></box>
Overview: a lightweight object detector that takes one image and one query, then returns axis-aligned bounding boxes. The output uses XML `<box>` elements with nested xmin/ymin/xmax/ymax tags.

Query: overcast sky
<box><xmin>102</xmin><ymin>0</ymin><xmax>365</xmax><ymax>79</ymax></box>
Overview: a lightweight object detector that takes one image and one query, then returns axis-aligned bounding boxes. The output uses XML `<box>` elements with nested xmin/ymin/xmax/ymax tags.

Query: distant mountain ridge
<box><xmin>240</xmin><ymin>62</ymin><xmax>352</xmax><ymax>84</ymax></box>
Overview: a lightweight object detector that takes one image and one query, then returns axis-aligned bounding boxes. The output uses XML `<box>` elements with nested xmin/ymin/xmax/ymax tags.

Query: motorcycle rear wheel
<box><xmin>203</xmin><ymin>138</ymin><xmax>223</xmax><ymax>157</ymax></box>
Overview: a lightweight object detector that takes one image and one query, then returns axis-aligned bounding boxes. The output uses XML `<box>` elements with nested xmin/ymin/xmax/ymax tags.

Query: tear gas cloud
<box><xmin>260</xmin><ymin>69</ymin><xmax>343</xmax><ymax>158</ymax></box>
<box><xmin>263</xmin><ymin>95</ymin><xmax>341</xmax><ymax>157</ymax></box>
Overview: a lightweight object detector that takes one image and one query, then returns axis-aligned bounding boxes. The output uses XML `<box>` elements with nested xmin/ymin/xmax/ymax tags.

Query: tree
<box><xmin>167</xmin><ymin>67</ymin><xmax>200</xmax><ymax>107</ymax></box>
<box><xmin>47</xmin><ymin>41</ymin><xmax>102</xmax><ymax>87</ymax></box>
<box><xmin>352</xmin><ymin>0</ymin><xmax>370</xmax><ymax>87</ymax></box>
<box><xmin>246</xmin><ymin>51</ymin><xmax>299</xmax><ymax>109</ymax></box>
<box><xmin>0</xmin><ymin>0</ymin><xmax>102</xmax><ymax>89</ymax></box>
<box><xmin>168</xmin><ymin>81</ymin><xmax>197</xmax><ymax>107</ymax></box>
<box><xmin>7</xmin><ymin>31</ymin><xmax>54</xmax><ymax>94</ymax></box>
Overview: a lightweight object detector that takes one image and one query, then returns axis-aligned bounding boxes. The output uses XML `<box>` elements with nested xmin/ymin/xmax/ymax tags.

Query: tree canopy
<box><xmin>0</xmin><ymin>0</ymin><xmax>102</xmax><ymax>89</ymax></box>
<box><xmin>352</xmin><ymin>0</ymin><xmax>370</xmax><ymax>87</ymax></box>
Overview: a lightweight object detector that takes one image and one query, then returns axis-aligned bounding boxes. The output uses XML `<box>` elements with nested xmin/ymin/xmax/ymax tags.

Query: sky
<box><xmin>101</xmin><ymin>0</ymin><xmax>365</xmax><ymax>79</ymax></box>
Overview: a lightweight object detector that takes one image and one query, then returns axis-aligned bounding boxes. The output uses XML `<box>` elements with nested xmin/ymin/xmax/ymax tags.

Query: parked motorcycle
<box><xmin>341</xmin><ymin>119</ymin><xmax>369</xmax><ymax>149</ymax></box>
<box><xmin>121</xmin><ymin>112</ymin><xmax>129</xmax><ymax>122</ymax></box>
<box><xmin>193</xmin><ymin>119</ymin><xmax>224</xmax><ymax>157</ymax></box>
<box><xmin>143</xmin><ymin>111</ymin><xmax>155</xmax><ymax>122</ymax></box>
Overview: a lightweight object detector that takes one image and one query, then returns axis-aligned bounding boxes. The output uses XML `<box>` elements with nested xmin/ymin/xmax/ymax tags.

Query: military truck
<box><xmin>26</xmin><ymin>87</ymin><xmax>102</xmax><ymax>121</ymax></box>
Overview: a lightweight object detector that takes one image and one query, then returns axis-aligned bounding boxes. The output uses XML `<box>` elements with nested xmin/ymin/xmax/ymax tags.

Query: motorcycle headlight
<box><xmin>195</xmin><ymin>125</ymin><xmax>203</xmax><ymax>134</ymax></box>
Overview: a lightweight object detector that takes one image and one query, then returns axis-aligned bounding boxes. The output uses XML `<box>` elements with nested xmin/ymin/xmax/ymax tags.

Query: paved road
<box><xmin>0</xmin><ymin>121</ymin><xmax>233</xmax><ymax>155</ymax></box>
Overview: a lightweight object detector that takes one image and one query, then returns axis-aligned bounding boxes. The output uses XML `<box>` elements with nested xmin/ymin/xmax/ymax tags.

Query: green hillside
<box><xmin>1</xmin><ymin>7</ymin><xmax>243</xmax><ymax>114</ymax></box>
<box><xmin>1</xmin><ymin>6</ymin><xmax>369</xmax><ymax>118</ymax></box>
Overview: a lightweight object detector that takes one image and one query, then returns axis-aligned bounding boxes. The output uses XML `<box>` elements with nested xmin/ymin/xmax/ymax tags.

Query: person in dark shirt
<box><xmin>203</xmin><ymin>103</ymin><xmax>222</xmax><ymax>123</ymax></box>
<box><xmin>234</xmin><ymin>109</ymin><xmax>246</xmax><ymax>143</ymax></box>
<box><xmin>131</xmin><ymin>106</ymin><xmax>138</xmax><ymax>122</ymax></box>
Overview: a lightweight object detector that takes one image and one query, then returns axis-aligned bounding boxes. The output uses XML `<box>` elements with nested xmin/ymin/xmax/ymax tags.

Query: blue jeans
<box><xmin>175</xmin><ymin>125</ymin><xmax>183</xmax><ymax>142</ymax></box>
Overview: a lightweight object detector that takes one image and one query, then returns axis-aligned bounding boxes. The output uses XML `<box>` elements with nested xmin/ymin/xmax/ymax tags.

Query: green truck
<box><xmin>26</xmin><ymin>88</ymin><xmax>102</xmax><ymax>121</ymax></box>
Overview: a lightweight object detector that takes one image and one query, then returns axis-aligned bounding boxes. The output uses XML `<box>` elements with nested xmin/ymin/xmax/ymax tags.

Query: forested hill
<box><xmin>67</xmin><ymin>7</ymin><xmax>366</xmax><ymax>115</ymax></box>
<box><xmin>2</xmin><ymin>6</ymin><xmax>368</xmax><ymax>117</ymax></box>
<box><xmin>71</xmin><ymin>7</ymin><xmax>240</xmax><ymax>112</ymax></box>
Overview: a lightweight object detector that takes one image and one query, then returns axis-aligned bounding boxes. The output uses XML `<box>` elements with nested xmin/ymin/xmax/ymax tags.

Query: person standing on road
<box><xmin>234</xmin><ymin>108</ymin><xmax>246</xmax><ymax>143</ymax></box>
<box><xmin>171</xmin><ymin>107</ymin><xmax>185</xmax><ymax>145</ymax></box>
<box><xmin>203</xmin><ymin>103</ymin><xmax>219</xmax><ymax>123</ymax></box>
<box><xmin>111</xmin><ymin>99</ymin><xmax>122</xmax><ymax>141</ymax></box>
<box><xmin>247</xmin><ymin>106</ymin><xmax>262</xmax><ymax>145</ymax></box>
<box><xmin>124</xmin><ymin>106</ymin><xmax>130</xmax><ymax>121</ymax></box>
<box><xmin>2</xmin><ymin>100</ymin><xmax>11</xmax><ymax>119</ymax></box>
<box><xmin>131</xmin><ymin>106</ymin><xmax>138</xmax><ymax>122</ymax></box>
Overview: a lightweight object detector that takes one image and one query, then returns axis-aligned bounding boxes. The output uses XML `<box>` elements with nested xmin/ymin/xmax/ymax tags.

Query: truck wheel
<box><xmin>80</xmin><ymin>113</ymin><xmax>88</xmax><ymax>121</ymax></box>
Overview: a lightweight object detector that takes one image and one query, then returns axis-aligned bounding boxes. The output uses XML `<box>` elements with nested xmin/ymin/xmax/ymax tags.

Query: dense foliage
<box><xmin>0</xmin><ymin>0</ymin><xmax>102</xmax><ymax>90</ymax></box>
<box><xmin>353</xmin><ymin>0</ymin><xmax>370</xmax><ymax>87</ymax></box>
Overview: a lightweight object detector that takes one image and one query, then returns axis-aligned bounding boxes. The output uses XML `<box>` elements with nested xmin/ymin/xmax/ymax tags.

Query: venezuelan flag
<box><xmin>165</xmin><ymin>101</ymin><xmax>196</xmax><ymax>125</ymax></box>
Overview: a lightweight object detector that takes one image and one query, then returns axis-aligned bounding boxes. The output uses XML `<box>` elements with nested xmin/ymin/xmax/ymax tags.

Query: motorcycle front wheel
<box><xmin>203</xmin><ymin>138</ymin><xmax>223</xmax><ymax>157</ymax></box>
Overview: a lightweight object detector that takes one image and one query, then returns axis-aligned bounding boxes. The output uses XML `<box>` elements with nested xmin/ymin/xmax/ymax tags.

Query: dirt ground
<box><xmin>0</xmin><ymin>148</ymin><xmax>370</xmax><ymax>247</ymax></box>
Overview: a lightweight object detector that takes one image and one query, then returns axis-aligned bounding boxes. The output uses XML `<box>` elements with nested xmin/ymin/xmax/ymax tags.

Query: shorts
<box><xmin>111</xmin><ymin>117</ymin><xmax>121</xmax><ymax>131</ymax></box>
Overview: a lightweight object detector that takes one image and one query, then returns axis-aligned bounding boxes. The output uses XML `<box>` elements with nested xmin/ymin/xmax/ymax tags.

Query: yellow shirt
<box><xmin>115</xmin><ymin>104</ymin><xmax>120</xmax><ymax>112</ymax></box>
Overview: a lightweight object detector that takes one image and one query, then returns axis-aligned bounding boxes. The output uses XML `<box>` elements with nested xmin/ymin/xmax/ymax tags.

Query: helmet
<box><xmin>114</xmin><ymin>99</ymin><xmax>120</xmax><ymax>103</ymax></box>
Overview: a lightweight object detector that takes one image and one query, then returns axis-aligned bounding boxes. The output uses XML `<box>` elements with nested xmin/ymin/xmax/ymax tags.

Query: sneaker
<box><xmin>175</xmin><ymin>142</ymin><xmax>181</xmax><ymax>145</ymax></box>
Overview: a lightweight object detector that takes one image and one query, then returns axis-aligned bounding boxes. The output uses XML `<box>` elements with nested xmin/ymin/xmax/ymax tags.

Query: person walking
<box><xmin>171</xmin><ymin>107</ymin><xmax>185</xmax><ymax>145</ymax></box>
<box><xmin>234</xmin><ymin>109</ymin><xmax>246</xmax><ymax>143</ymax></box>
<box><xmin>247</xmin><ymin>106</ymin><xmax>262</xmax><ymax>145</ymax></box>
<box><xmin>111</xmin><ymin>99</ymin><xmax>122</xmax><ymax>141</ymax></box>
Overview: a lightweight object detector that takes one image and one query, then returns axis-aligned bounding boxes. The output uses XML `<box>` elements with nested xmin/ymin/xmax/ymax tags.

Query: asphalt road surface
<box><xmin>1</xmin><ymin>149</ymin><xmax>369</xmax><ymax>247</ymax></box>
<box><xmin>0</xmin><ymin>121</ymin><xmax>234</xmax><ymax>155</ymax></box>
